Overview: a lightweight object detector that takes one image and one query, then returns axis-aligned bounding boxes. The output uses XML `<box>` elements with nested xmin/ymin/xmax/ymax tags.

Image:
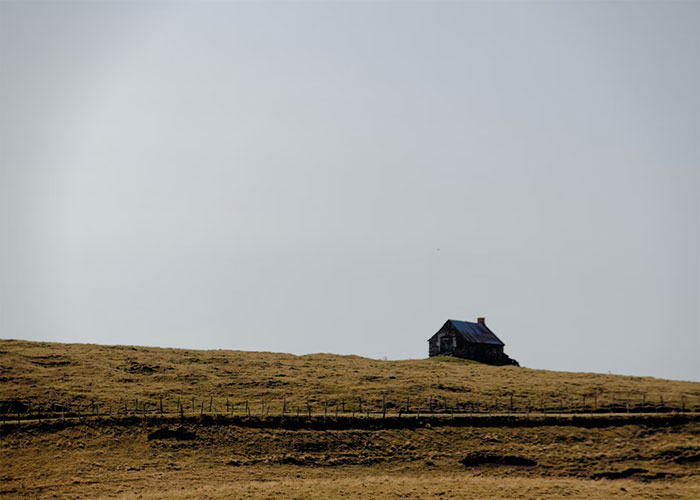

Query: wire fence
<box><xmin>2</xmin><ymin>391</ymin><xmax>699</xmax><ymax>423</ymax></box>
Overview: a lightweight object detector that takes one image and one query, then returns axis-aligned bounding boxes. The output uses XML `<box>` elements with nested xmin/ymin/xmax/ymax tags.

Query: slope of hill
<box><xmin>1</xmin><ymin>339</ymin><xmax>698</xmax><ymax>414</ymax></box>
<box><xmin>1</xmin><ymin>339</ymin><xmax>699</xmax><ymax>500</ymax></box>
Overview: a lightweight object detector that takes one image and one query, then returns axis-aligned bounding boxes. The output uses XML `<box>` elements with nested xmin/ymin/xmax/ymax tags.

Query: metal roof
<box><xmin>447</xmin><ymin>319</ymin><xmax>505</xmax><ymax>346</ymax></box>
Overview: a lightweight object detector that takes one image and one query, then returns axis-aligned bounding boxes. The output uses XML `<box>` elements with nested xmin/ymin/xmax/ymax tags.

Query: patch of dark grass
<box><xmin>460</xmin><ymin>453</ymin><xmax>537</xmax><ymax>467</ymax></box>
<box><xmin>147</xmin><ymin>426</ymin><xmax>197</xmax><ymax>441</ymax></box>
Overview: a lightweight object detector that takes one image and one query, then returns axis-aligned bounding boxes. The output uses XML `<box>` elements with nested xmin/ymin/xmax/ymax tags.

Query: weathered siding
<box><xmin>428</xmin><ymin>320</ymin><xmax>517</xmax><ymax>366</ymax></box>
<box><xmin>428</xmin><ymin>324</ymin><xmax>456</xmax><ymax>357</ymax></box>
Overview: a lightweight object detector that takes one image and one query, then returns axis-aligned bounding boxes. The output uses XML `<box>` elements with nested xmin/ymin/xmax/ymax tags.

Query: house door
<box><xmin>440</xmin><ymin>335</ymin><xmax>452</xmax><ymax>353</ymax></box>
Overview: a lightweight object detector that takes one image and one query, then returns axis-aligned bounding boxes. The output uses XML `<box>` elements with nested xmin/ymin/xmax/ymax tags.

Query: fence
<box><xmin>2</xmin><ymin>391</ymin><xmax>699</xmax><ymax>424</ymax></box>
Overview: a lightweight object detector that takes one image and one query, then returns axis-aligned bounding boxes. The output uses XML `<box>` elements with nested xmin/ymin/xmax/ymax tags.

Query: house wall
<box><xmin>455</xmin><ymin>342</ymin><xmax>504</xmax><ymax>364</ymax></box>
<box><xmin>429</xmin><ymin>323</ymin><xmax>506</xmax><ymax>364</ymax></box>
<box><xmin>428</xmin><ymin>328</ymin><xmax>456</xmax><ymax>357</ymax></box>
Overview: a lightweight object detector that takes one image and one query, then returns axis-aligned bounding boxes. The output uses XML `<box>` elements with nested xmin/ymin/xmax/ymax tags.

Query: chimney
<box><xmin>477</xmin><ymin>317</ymin><xmax>485</xmax><ymax>324</ymax></box>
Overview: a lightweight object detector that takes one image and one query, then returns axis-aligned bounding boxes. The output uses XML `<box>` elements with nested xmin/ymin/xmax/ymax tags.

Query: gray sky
<box><xmin>1</xmin><ymin>1</ymin><xmax>698</xmax><ymax>381</ymax></box>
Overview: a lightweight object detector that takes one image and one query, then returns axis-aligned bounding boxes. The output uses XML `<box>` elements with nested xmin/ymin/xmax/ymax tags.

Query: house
<box><xmin>428</xmin><ymin>318</ymin><xmax>519</xmax><ymax>366</ymax></box>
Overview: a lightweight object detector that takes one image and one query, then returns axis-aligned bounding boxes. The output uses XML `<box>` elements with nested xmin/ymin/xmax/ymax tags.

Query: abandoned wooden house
<box><xmin>428</xmin><ymin>318</ymin><xmax>519</xmax><ymax>366</ymax></box>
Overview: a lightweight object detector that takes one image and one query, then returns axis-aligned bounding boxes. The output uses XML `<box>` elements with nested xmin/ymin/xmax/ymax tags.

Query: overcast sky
<box><xmin>1</xmin><ymin>1</ymin><xmax>698</xmax><ymax>381</ymax></box>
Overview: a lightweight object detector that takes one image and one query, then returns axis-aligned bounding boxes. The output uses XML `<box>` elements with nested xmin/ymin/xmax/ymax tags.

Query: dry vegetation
<box><xmin>1</xmin><ymin>339</ymin><xmax>698</xmax><ymax>412</ymax></box>
<box><xmin>2</xmin><ymin>415</ymin><xmax>699</xmax><ymax>499</ymax></box>
<box><xmin>1</xmin><ymin>339</ymin><xmax>699</xmax><ymax>499</ymax></box>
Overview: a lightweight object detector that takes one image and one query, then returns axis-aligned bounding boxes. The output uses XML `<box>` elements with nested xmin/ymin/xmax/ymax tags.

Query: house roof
<box><xmin>447</xmin><ymin>319</ymin><xmax>505</xmax><ymax>346</ymax></box>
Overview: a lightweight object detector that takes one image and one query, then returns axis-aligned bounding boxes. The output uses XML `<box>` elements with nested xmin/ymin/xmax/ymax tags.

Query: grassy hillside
<box><xmin>1</xmin><ymin>339</ymin><xmax>699</xmax><ymax>499</ymax></box>
<box><xmin>3</xmin><ymin>414</ymin><xmax>699</xmax><ymax>499</ymax></box>
<box><xmin>1</xmin><ymin>339</ymin><xmax>698</xmax><ymax>413</ymax></box>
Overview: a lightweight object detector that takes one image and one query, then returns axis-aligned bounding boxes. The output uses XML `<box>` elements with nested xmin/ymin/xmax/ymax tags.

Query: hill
<box><xmin>1</xmin><ymin>339</ymin><xmax>698</xmax><ymax>415</ymax></box>
<box><xmin>1</xmin><ymin>339</ymin><xmax>699</xmax><ymax>500</ymax></box>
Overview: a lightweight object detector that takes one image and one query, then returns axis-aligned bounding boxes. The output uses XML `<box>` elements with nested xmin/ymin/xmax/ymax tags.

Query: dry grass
<box><xmin>108</xmin><ymin>474</ymin><xmax>698</xmax><ymax>500</ymax></box>
<box><xmin>1</xmin><ymin>416</ymin><xmax>698</xmax><ymax>499</ymax></box>
<box><xmin>1</xmin><ymin>339</ymin><xmax>698</xmax><ymax>412</ymax></box>
<box><xmin>1</xmin><ymin>339</ymin><xmax>699</xmax><ymax>499</ymax></box>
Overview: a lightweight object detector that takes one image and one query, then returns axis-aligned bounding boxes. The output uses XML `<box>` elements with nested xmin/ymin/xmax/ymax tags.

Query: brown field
<box><xmin>1</xmin><ymin>339</ymin><xmax>699</xmax><ymax>499</ymax></box>
<box><xmin>1</xmin><ymin>339</ymin><xmax>699</xmax><ymax>412</ymax></box>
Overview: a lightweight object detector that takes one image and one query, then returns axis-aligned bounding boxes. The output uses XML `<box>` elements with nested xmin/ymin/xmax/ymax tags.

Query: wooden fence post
<box><xmin>382</xmin><ymin>394</ymin><xmax>386</xmax><ymax>419</ymax></box>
